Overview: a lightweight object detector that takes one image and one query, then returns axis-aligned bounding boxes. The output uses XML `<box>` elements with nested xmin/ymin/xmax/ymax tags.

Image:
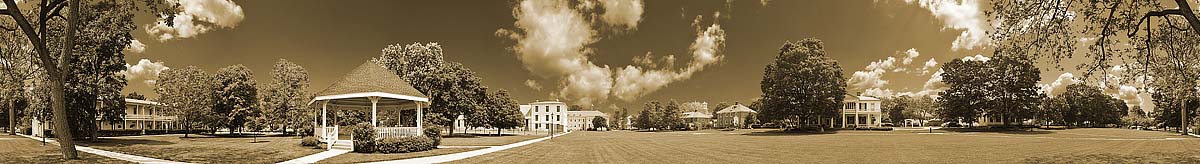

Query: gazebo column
<box><xmin>370</xmin><ymin>96</ymin><xmax>380</xmax><ymax>127</ymax></box>
<box><xmin>417</xmin><ymin>102</ymin><xmax>423</xmax><ymax>130</ymax></box>
<box><xmin>321</xmin><ymin>101</ymin><xmax>327</xmax><ymax>130</ymax></box>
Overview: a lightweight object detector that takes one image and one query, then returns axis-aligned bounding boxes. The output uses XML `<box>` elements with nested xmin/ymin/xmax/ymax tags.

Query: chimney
<box><xmin>857</xmin><ymin>92</ymin><xmax>862</xmax><ymax>96</ymax></box>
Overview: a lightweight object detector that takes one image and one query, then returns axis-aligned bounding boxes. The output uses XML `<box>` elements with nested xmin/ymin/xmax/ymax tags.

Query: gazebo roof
<box><xmin>312</xmin><ymin>61</ymin><xmax>429</xmax><ymax>104</ymax></box>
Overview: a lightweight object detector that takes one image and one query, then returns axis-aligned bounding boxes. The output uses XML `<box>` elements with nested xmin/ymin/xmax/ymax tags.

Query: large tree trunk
<box><xmin>1183</xmin><ymin>98</ymin><xmax>1188</xmax><ymax>135</ymax></box>
<box><xmin>2</xmin><ymin>0</ymin><xmax>82</xmax><ymax>159</ymax></box>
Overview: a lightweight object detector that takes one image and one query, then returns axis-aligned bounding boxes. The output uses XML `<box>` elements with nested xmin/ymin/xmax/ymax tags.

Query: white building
<box><xmin>840</xmin><ymin>95</ymin><xmax>882</xmax><ymax>128</ymax></box>
<box><xmin>33</xmin><ymin>98</ymin><xmax>178</xmax><ymax>137</ymax></box>
<box><xmin>520</xmin><ymin>100</ymin><xmax>568</xmax><ymax>131</ymax></box>
<box><xmin>714</xmin><ymin>103</ymin><xmax>757</xmax><ymax>128</ymax></box>
<box><xmin>567</xmin><ymin>110</ymin><xmax>609</xmax><ymax>131</ymax></box>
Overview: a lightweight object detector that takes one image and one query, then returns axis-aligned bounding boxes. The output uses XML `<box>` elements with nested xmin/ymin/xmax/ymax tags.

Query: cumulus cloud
<box><xmin>524</xmin><ymin>79</ymin><xmax>543</xmax><ymax>91</ymax></box>
<box><xmin>848</xmin><ymin>48</ymin><xmax>927</xmax><ymax>91</ymax></box>
<box><xmin>961</xmin><ymin>54</ymin><xmax>990</xmax><ymax>62</ymax></box>
<box><xmin>597</xmin><ymin>0</ymin><xmax>644</xmax><ymax>29</ymax></box>
<box><xmin>901</xmin><ymin>48</ymin><xmax>920</xmax><ymax>65</ymax></box>
<box><xmin>902</xmin><ymin>0</ymin><xmax>990</xmax><ymax>50</ymax></box>
<box><xmin>125</xmin><ymin>39</ymin><xmax>146</xmax><ymax>53</ymax></box>
<box><xmin>921</xmin><ymin>58</ymin><xmax>938</xmax><ymax>75</ymax></box>
<box><xmin>146</xmin><ymin>0</ymin><xmax>245</xmax><ymax>41</ymax></box>
<box><xmin>121</xmin><ymin>59</ymin><xmax>170</xmax><ymax>86</ymax></box>
<box><xmin>1039</xmin><ymin>72</ymin><xmax>1080</xmax><ymax>97</ymax></box>
<box><xmin>499</xmin><ymin>0</ymin><xmax>725</xmax><ymax>105</ymax></box>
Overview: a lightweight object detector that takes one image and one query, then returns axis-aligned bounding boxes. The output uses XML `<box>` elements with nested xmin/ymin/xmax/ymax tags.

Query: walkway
<box><xmin>278</xmin><ymin>149</ymin><xmax>351</xmax><ymax>164</ymax></box>
<box><xmin>363</xmin><ymin>131</ymin><xmax>573</xmax><ymax>164</ymax></box>
<box><xmin>16</xmin><ymin>133</ymin><xmax>188</xmax><ymax>164</ymax></box>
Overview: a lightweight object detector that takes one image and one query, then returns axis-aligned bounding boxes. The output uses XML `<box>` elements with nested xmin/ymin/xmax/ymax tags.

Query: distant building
<box><xmin>567</xmin><ymin>110</ymin><xmax>609</xmax><ymax>131</ymax></box>
<box><xmin>714</xmin><ymin>102</ymin><xmax>756</xmax><ymax>128</ymax></box>
<box><xmin>681</xmin><ymin>111</ymin><xmax>714</xmax><ymax>129</ymax></box>
<box><xmin>33</xmin><ymin>98</ymin><xmax>178</xmax><ymax>137</ymax></box>
<box><xmin>521</xmin><ymin>100</ymin><xmax>568</xmax><ymax>131</ymax></box>
<box><xmin>840</xmin><ymin>95</ymin><xmax>882</xmax><ymax>128</ymax></box>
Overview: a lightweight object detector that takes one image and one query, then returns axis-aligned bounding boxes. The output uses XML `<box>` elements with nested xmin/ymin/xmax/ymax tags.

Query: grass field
<box><xmin>442</xmin><ymin>133</ymin><xmax>543</xmax><ymax>146</ymax></box>
<box><xmin>317</xmin><ymin>133</ymin><xmax>542</xmax><ymax>163</ymax></box>
<box><xmin>0</xmin><ymin>135</ymin><xmax>130</xmax><ymax>164</ymax></box>
<box><xmin>451</xmin><ymin>128</ymin><xmax>1200</xmax><ymax>163</ymax></box>
<box><xmin>76</xmin><ymin>134</ymin><xmax>323</xmax><ymax>163</ymax></box>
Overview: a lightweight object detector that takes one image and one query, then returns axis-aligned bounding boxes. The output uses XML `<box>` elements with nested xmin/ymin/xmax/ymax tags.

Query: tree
<box><xmin>126</xmin><ymin>92</ymin><xmax>146</xmax><ymax>100</ymax></box>
<box><xmin>989</xmin><ymin>0</ymin><xmax>1200</xmax><ymax>134</ymax></box>
<box><xmin>592</xmin><ymin>116</ymin><xmax>607</xmax><ymax>130</ymax></box>
<box><xmin>758</xmin><ymin>39</ymin><xmax>847</xmax><ymax>130</ymax></box>
<box><xmin>883</xmin><ymin>96</ymin><xmax>910</xmax><ymax>125</ymax></box>
<box><xmin>1057</xmin><ymin>83</ymin><xmax>1127</xmax><ymax>127</ymax></box>
<box><xmin>373</xmin><ymin>42</ymin><xmax>489</xmax><ymax>135</ymax></box>
<box><xmin>937</xmin><ymin>58</ymin><xmax>990</xmax><ymax>125</ymax></box>
<box><xmin>259</xmin><ymin>59</ymin><xmax>309</xmax><ymax>135</ymax></box>
<box><xmin>156</xmin><ymin>66</ymin><xmax>213</xmax><ymax>138</ymax></box>
<box><xmin>711</xmin><ymin>102</ymin><xmax>729</xmax><ymax>115</ymax></box>
<box><xmin>985</xmin><ymin>55</ymin><xmax>1045</xmax><ymax>126</ymax></box>
<box><xmin>1</xmin><ymin>0</ymin><xmax>176</xmax><ymax>158</ymax></box>
<box><xmin>469</xmin><ymin>89</ymin><xmax>524</xmax><ymax>136</ymax></box>
<box><xmin>211</xmin><ymin>65</ymin><xmax>258</xmax><ymax>135</ymax></box>
<box><xmin>658</xmin><ymin>100</ymin><xmax>684</xmax><ymax>130</ymax></box>
<box><xmin>633</xmin><ymin>108</ymin><xmax>652</xmax><ymax>130</ymax></box>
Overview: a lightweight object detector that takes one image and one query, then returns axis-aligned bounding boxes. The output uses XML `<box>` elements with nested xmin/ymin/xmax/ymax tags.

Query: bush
<box><xmin>375</xmin><ymin>136</ymin><xmax>435</xmax><ymax>153</ymax></box>
<box><xmin>351</xmin><ymin>123</ymin><xmax>377</xmax><ymax>153</ymax></box>
<box><xmin>301</xmin><ymin>136</ymin><xmax>319</xmax><ymax>147</ymax></box>
<box><xmin>423</xmin><ymin>125</ymin><xmax>442</xmax><ymax>146</ymax></box>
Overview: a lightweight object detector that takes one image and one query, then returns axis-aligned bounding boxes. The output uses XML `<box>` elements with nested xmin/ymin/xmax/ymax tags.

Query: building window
<box><xmin>557</xmin><ymin>106</ymin><xmax>561</xmax><ymax>112</ymax></box>
<box><xmin>535</xmin><ymin>115</ymin><xmax>539</xmax><ymax>121</ymax></box>
<box><xmin>534</xmin><ymin>106</ymin><xmax>539</xmax><ymax>112</ymax></box>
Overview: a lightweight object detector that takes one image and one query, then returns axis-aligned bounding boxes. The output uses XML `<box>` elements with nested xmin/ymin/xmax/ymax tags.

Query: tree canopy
<box><xmin>758</xmin><ymin>39</ymin><xmax>846</xmax><ymax>129</ymax></box>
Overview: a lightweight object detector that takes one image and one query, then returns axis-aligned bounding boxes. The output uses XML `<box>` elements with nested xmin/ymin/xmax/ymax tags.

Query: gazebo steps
<box><xmin>331</xmin><ymin>140</ymin><xmax>354</xmax><ymax>150</ymax></box>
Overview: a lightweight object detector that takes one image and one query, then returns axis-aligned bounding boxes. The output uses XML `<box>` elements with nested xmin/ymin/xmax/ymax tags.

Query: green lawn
<box><xmin>316</xmin><ymin>148</ymin><xmax>482</xmax><ymax>164</ymax></box>
<box><xmin>450</xmin><ymin>128</ymin><xmax>1200</xmax><ymax>163</ymax></box>
<box><xmin>442</xmin><ymin>133</ymin><xmax>543</xmax><ymax>146</ymax></box>
<box><xmin>76</xmin><ymin>134</ymin><xmax>323</xmax><ymax>164</ymax></box>
<box><xmin>0</xmin><ymin>135</ymin><xmax>130</xmax><ymax>164</ymax></box>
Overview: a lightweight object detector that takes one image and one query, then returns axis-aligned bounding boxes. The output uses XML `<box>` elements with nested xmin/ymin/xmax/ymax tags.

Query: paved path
<box><xmin>16</xmin><ymin>133</ymin><xmax>188</xmax><ymax>164</ymax></box>
<box><xmin>363</xmin><ymin>131</ymin><xmax>573</xmax><ymax>164</ymax></box>
<box><xmin>278</xmin><ymin>149</ymin><xmax>351</xmax><ymax>164</ymax></box>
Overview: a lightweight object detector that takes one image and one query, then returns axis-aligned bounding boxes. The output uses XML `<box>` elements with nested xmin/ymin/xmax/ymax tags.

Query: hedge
<box><xmin>375</xmin><ymin>136</ymin><xmax>435</xmax><ymax>153</ymax></box>
<box><xmin>423</xmin><ymin>125</ymin><xmax>442</xmax><ymax>146</ymax></box>
<box><xmin>300</xmin><ymin>136</ymin><xmax>319</xmax><ymax>147</ymax></box>
<box><xmin>351</xmin><ymin>123</ymin><xmax>377</xmax><ymax>153</ymax></box>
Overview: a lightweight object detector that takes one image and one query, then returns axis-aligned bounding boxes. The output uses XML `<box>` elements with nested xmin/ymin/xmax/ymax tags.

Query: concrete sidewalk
<box><xmin>16</xmin><ymin>133</ymin><xmax>188</xmax><ymax>164</ymax></box>
<box><xmin>278</xmin><ymin>149</ymin><xmax>351</xmax><ymax>164</ymax></box>
<box><xmin>364</xmin><ymin>131</ymin><xmax>573</xmax><ymax>164</ymax></box>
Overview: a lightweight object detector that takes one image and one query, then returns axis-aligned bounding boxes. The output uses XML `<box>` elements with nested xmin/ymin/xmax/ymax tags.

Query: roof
<box><xmin>312</xmin><ymin>62</ymin><xmax>429</xmax><ymax>103</ymax></box>
<box><xmin>568</xmin><ymin>110</ymin><xmax>608</xmax><ymax>117</ymax></box>
<box><xmin>681</xmin><ymin>111</ymin><xmax>712</xmax><ymax>119</ymax></box>
<box><xmin>716</xmin><ymin>104</ymin><xmax>756</xmax><ymax>114</ymax></box>
<box><xmin>124</xmin><ymin>98</ymin><xmax>163</xmax><ymax>106</ymax></box>
<box><xmin>844</xmin><ymin>95</ymin><xmax>880</xmax><ymax>102</ymax></box>
<box><xmin>519</xmin><ymin>105</ymin><xmax>532</xmax><ymax>118</ymax></box>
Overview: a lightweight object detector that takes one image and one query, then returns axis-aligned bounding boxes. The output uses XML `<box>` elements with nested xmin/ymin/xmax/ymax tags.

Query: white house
<box><xmin>32</xmin><ymin>98</ymin><xmax>178</xmax><ymax>137</ymax></box>
<box><xmin>840</xmin><ymin>94</ymin><xmax>882</xmax><ymax>128</ymax></box>
<box><xmin>521</xmin><ymin>100</ymin><xmax>568</xmax><ymax>132</ymax></box>
<box><xmin>567</xmin><ymin>110</ymin><xmax>609</xmax><ymax>131</ymax></box>
<box><xmin>714</xmin><ymin>103</ymin><xmax>756</xmax><ymax>128</ymax></box>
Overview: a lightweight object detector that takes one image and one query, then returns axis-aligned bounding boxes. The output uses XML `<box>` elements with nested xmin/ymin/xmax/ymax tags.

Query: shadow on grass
<box><xmin>742</xmin><ymin>129</ymin><xmax>839</xmax><ymax>136</ymax></box>
<box><xmin>941</xmin><ymin>128</ymin><xmax>1054</xmax><ymax>135</ymax></box>
<box><xmin>444</xmin><ymin>133</ymin><xmax>523</xmax><ymax>138</ymax></box>
<box><xmin>78</xmin><ymin>138</ymin><xmax>175</xmax><ymax>147</ymax></box>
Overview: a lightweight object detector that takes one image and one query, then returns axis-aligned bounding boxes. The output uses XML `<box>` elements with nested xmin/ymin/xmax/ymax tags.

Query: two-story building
<box><xmin>567</xmin><ymin>110</ymin><xmax>609</xmax><ymax>131</ymax></box>
<box><xmin>520</xmin><ymin>100</ymin><xmax>568</xmax><ymax>132</ymax></box>
<box><xmin>714</xmin><ymin>102</ymin><xmax>756</xmax><ymax>128</ymax></box>
<box><xmin>840</xmin><ymin>95</ymin><xmax>882</xmax><ymax>128</ymax></box>
<box><xmin>32</xmin><ymin>98</ymin><xmax>177</xmax><ymax>137</ymax></box>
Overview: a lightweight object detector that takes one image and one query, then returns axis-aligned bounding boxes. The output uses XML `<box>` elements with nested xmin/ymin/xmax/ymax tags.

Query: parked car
<box><xmin>941</xmin><ymin>122</ymin><xmax>962</xmax><ymax>127</ymax></box>
<box><xmin>880</xmin><ymin>123</ymin><xmax>895</xmax><ymax>127</ymax></box>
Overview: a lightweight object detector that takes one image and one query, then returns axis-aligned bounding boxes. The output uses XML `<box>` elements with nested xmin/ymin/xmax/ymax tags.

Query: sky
<box><xmin>120</xmin><ymin>0</ymin><xmax>1157</xmax><ymax>114</ymax></box>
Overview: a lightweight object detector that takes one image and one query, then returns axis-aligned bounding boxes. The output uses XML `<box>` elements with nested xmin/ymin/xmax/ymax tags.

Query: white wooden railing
<box><xmin>375</xmin><ymin>127</ymin><xmax>421</xmax><ymax>139</ymax></box>
<box><xmin>322</xmin><ymin>126</ymin><xmax>338</xmax><ymax>150</ymax></box>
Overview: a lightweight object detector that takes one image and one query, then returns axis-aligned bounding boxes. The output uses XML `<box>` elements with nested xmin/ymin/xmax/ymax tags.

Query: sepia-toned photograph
<box><xmin>2</xmin><ymin>0</ymin><xmax>1200</xmax><ymax>163</ymax></box>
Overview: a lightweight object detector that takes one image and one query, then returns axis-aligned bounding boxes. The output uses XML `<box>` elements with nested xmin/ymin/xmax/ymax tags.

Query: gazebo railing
<box><xmin>376</xmin><ymin>127</ymin><xmax>421</xmax><ymax>139</ymax></box>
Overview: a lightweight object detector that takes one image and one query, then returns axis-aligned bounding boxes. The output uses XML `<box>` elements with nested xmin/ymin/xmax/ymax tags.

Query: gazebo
<box><xmin>311</xmin><ymin>61</ymin><xmax>429</xmax><ymax>149</ymax></box>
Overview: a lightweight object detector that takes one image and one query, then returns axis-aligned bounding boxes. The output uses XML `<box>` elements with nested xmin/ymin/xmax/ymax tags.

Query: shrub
<box><xmin>351</xmin><ymin>123</ymin><xmax>377</xmax><ymax>153</ymax></box>
<box><xmin>375</xmin><ymin>136</ymin><xmax>435</xmax><ymax>153</ymax></box>
<box><xmin>423</xmin><ymin>125</ymin><xmax>442</xmax><ymax>146</ymax></box>
<box><xmin>301</xmin><ymin>136</ymin><xmax>319</xmax><ymax>146</ymax></box>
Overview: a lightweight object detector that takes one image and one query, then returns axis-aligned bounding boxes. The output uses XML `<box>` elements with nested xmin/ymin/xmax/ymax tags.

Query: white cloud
<box><xmin>121</xmin><ymin>59</ymin><xmax>170</xmax><ymax>86</ymax></box>
<box><xmin>902</xmin><ymin>0</ymin><xmax>990</xmax><ymax>50</ymax></box>
<box><xmin>146</xmin><ymin>0</ymin><xmax>245</xmax><ymax>41</ymax></box>
<box><xmin>961</xmin><ymin>54</ymin><xmax>990</xmax><ymax>62</ymax></box>
<box><xmin>598</xmin><ymin>0</ymin><xmax>644</xmax><ymax>29</ymax></box>
<box><xmin>760</xmin><ymin>0</ymin><xmax>771</xmax><ymax>7</ymax></box>
<box><xmin>901</xmin><ymin>48</ymin><xmax>920</xmax><ymax>65</ymax></box>
<box><xmin>500</xmin><ymin>0</ymin><xmax>725</xmax><ymax>105</ymax></box>
<box><xmin>524</xmin><ymin>79</ymin><xmax>543</xmax><ymax>91</ymax></box>
<box><xmin>1039</xmin><ymin>72</ymin><xmax>1080</xmax><ymax>97</ymax></box>
<box><xmin>921</xmin><ymin>58</ymin><xmax>938</xmax><ymax>74</ymax></box>
<box><xmin>125</xmin><ymin>39</ymin><xmax>146</xmax><ymax>53</ymax></box>
<box><xmin>849</xmin><ymin>48</ymin><xmax>926</xmax><ymax>91</ymax></box>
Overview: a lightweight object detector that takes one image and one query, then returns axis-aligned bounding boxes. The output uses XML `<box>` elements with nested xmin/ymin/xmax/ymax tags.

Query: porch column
<box><xmin>416</xmin><ymin>102</ymin><xmax>423</xmax><ymax>130</ymax></box>
<box><xmin>370</xmin><ymin>96</ymin><xmax>380</xmax><ymax>127</ymax></box>
<box><xmin>321</xmin><ymin>101</ymin><xmax>327</xmax><ymax>130</ymax></box>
